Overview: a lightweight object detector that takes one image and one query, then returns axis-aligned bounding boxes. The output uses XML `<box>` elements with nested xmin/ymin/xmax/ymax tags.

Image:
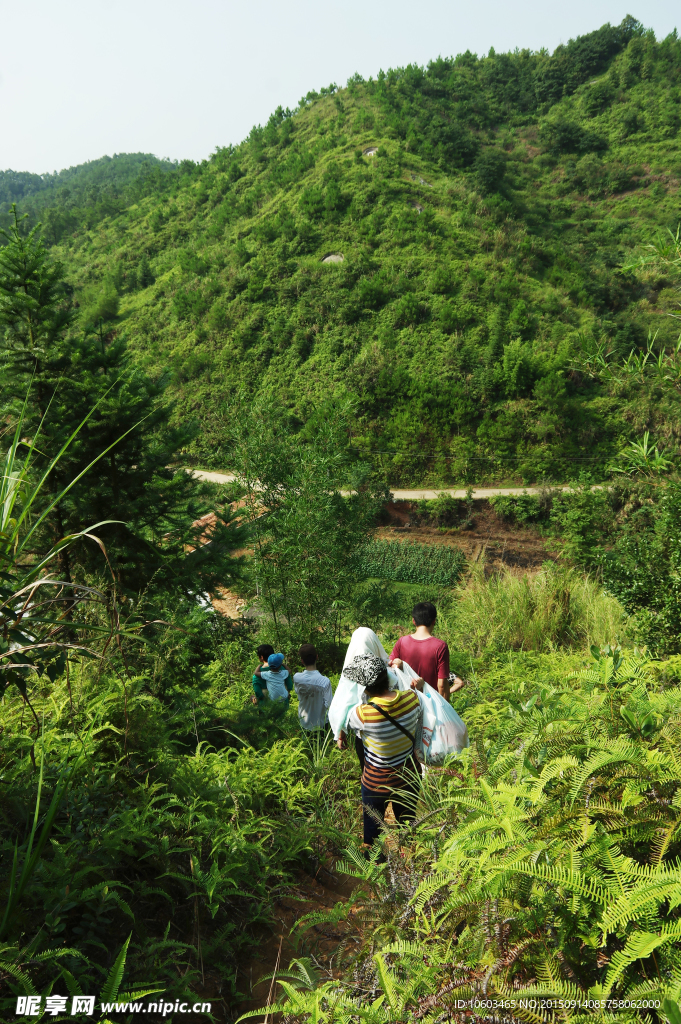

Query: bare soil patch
<box><xmin>376</xmin><ymin>500</ymin><xmax>554</xmax><ymax>571</ymax></box>
<box><xmin>236</xmin><ymin>862</ymin><xmax>360</xmax><ymax>1014</ymax></box>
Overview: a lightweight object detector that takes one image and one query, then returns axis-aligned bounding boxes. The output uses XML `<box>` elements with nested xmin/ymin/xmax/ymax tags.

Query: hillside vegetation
<box><xmin>4</xmin><ymin>19</ymin><xmax>681</xmax><ymax>1021</ymax></box>
<box><xmin>0</xmin><ymin>154</ymin><xmax>175</xmax><ymax>241</ymax></box>
<box><xmin>11</xmin><ymin>16</ymin><xmax>677</xmax><ymax>483</ymax></box>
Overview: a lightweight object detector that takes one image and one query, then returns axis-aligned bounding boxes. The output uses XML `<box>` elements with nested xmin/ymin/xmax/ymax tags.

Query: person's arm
<box><xmin>340</xmin><ymin>705</ymin><xmax>363</xmax><ymax>749</ymax></box>
<box><xmin>284</xmin><ymin>670</ymin><xmax>293</xmax><ymax>694</ymax></box>
<box><xmin>437</xmin><ymin>643</ymin><xmax>450</xmax><ymax>701</ymax></box>
<box><xmin>409</xmin><ymin>676</ymin><xmax>426</xmax><ymax>691</ymax></box>
<box><xmin>252</xmin><ymin>675</ymin><xmax>267</xmax><ymax>703</ymax></box>
<box><xmin>449</xmin><ymin>674</ymin><xmax>465</xmax><ymax>693</ymax></box>
<box><xmin>323</xmin><ymin>677</ymin><xmax>333</xmax><ymax>710</ymax></box>
<box><xmin>388</xmin><ymin>638</ymin><xmax>402</xmax><ymax>669</ymax></box>
<box><xmin>254</xmin><ymin>665</ymin><xmax>263</xmax><ymax>677</ymax></box>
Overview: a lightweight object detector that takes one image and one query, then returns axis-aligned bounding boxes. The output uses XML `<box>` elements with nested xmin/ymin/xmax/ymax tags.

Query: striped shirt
<box><xmin>347</xmin><ymin>690</ymin><xmax>422</xmax><ymax>793</ymax></box>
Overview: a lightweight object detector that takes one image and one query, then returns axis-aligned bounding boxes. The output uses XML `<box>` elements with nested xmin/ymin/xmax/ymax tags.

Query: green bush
<box><xmin>489</xmin><ymin>492</ymin><xmax>548</xmax><ymax>524</ymax></box>
<box><xmin>550</xmin><ymin>486</ymin><xmax>615</xmax><ymax>565</ymax></box>
<box><xmin>412</xmin><ymin>492</ymin><xmax>473</xmax><ymax>528</ymax></box>
<box><xmin>79</xmin><ymin>278</ymin><xmax>119</xmax><ymax>324</ymax></box>
<box><xmin>0</xmin><ymin>658</ymin><xmax>356</xmax><ymax>1011</ymax></box>
<box><xmin>603</xmin><ymin>481</ymin><xmax>681</xmax><ymax>654</ymax></box>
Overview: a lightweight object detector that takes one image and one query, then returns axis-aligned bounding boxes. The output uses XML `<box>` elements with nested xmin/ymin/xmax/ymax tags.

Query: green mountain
<box><xmin>9</xmin><ymin>16</ymin><xmax>681</xmax><ymax>483</ymax></box>
<box><xmin>0</xmin><ymin>153</ymin><xmax>175</xmax><ymax>243</ymax></box>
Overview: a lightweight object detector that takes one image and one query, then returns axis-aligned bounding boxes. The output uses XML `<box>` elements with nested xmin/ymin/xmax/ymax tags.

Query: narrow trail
<box><xmin>236</xmin><ymin>862</ymin><xmax>360</xmax><ymax>1015</ymax></box>
<box><xmin>186</xmin><ymin>468</ymin><xmax>599</xmax><ymax>500</ymax></box>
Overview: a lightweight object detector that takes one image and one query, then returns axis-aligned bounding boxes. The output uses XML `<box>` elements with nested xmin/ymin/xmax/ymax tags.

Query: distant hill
<box><xmin>5</xmin><ymin>16</ymin><xmax>681</xmax><ymax>484</ymax></box>
<box><xmin>0</xmin><ymin>153</ymin><xmax>176</xmax><ymax>241</ymax></box>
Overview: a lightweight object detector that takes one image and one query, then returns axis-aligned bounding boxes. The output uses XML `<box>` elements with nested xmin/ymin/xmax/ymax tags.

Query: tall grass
<box><xmin>443</xmin><ymin>562</ymin><xmax>627</xmax><ymax>655</ymax></box>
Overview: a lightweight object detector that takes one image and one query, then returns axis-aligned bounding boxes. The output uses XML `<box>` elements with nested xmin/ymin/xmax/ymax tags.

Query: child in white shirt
<box><xmin>293</xmin><ymin>644</ymin><xmax>332</xmax><ymax>731</ymax></box>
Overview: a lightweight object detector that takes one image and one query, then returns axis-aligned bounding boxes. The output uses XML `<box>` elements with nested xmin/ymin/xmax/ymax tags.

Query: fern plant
<box><xmin>243</xmin><ymin>647</ymin><xmax>681</xmax><ymax>1024</ymax></box>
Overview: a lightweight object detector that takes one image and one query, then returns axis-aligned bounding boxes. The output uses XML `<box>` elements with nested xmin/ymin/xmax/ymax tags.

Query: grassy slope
<box><xmin>42</xmin><ymin>22</ymin><xmax>681</xmax><ymax>483</ymax></box>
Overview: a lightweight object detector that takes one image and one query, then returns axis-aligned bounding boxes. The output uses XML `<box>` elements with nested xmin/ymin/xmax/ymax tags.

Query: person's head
<box><xmin>268</xmin><ymin>652</ymin><xmax>285</xmax><ymax>672</ymax></box>
<box><xmin>364</xmin><ymin>665</ymin><xmax>390</xmax><ymax>697</ymax></box>
<box><xmin>343</xmin><ymin>654</ymin><xmax>391</xmax><ymax>698</ymax></box>
<box><xmin>412</xmin><ymin>601</ymin><xmax>437</xmax><ymax>627</ymax></box>
<box><xmin>299</xmin><ymin>643</ymin><xmax>317</xmax><ymax>668</ymax></box>
<box><xmin>256</xmin><ymin>644</ymin><xmax>275</xmax><ymax>664</ymax></box>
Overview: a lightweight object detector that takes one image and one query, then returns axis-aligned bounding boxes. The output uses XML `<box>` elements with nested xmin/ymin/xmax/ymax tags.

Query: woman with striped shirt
<box><xmin>340</xmin><ymin>654</ymin><xmax>424</xmax><ymax>847</ymax></box>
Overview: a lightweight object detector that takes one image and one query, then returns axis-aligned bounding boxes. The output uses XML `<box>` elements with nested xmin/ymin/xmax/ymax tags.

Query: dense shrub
<box><xmin>489</xmin><ymin>491</ymin><xmax>549</xmax><ymax>524</ymax></box>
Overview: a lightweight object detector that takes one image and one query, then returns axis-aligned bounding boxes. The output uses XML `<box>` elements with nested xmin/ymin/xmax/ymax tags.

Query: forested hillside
<box><xmin>6</xmin><ymin>17</ymin><xmax>681</xmax><ymax>481</ymax></box>
<box><xmin>5</xmin><ymin>19</ymin><xmax>681</xmax><ymax>1017</ymax></box>
<box><xmin>0</xmin><ymin>154</ymin><xmax>175</xmax><ymax>243</ymax></box>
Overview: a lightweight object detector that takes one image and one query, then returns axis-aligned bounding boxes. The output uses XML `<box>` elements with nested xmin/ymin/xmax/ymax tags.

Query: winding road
<box><xmin>187</xmin><ymin>469</ymin><xmax>595</xmax><ymax>500</ymax></box>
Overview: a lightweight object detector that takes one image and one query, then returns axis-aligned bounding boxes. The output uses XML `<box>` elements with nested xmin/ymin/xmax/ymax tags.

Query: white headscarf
<box><xmin>328</xmin><ymin>627</ymin><xmax>407</xmax><ymax>739</ymax></box>
<box><xmin>343</xmin><ymin>626</ymin><xmax>389</xmax><ymax>666</ymax></box>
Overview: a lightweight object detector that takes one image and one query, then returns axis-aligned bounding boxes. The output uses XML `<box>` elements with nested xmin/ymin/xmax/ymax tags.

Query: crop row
<box><xmin>356</xmin><ymin>540</ymin><xmax>465</xmax><ymax>587</ymax></box>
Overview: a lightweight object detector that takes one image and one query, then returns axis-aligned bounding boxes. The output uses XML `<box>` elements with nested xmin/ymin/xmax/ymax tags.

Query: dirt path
<box><xmin>236</xmin><ymin>861</ymin><xmax>360</xmax><ymax>1015</ymax></box>
<box><xmin>186</xmin><ymin>468</ymin><xmax>598</xmax><ymax>500</ymax></box>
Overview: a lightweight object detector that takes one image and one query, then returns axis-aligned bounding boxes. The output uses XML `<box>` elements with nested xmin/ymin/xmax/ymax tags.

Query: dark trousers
<box><xmin>361</xmin><ymin>766</ymin><xmax>419</xmax><ymax>845</ymax></box>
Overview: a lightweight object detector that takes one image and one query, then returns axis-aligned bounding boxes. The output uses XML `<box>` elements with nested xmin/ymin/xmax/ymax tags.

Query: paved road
<box><xmin>187</xmin><ymin>469</ymin><xmax>593</xmax><ymax>499</ymax></box>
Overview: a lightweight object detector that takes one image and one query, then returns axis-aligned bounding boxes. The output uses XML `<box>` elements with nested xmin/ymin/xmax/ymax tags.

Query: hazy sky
<box><xmin>1</xmin><ymin>0</ymin><xmax>678</xmax><ymax>174</ymax></box>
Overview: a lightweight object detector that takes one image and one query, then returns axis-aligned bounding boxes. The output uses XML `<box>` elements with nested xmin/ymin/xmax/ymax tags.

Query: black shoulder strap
<box><xmin>367</xmin><ymin>700</ymin><xmax>416</xmax><ymax>747</ymax></box>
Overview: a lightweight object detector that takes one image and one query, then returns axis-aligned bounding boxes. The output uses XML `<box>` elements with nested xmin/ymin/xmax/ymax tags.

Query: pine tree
<box><xmin>136</xmin><ymin>255</ymin><xmax>154</xmax><ymax>290</ymax></box>
<box><xmin>0</xmin><ymin>206</ymin><xmax>240</xmax><ymax>607</ymax></box>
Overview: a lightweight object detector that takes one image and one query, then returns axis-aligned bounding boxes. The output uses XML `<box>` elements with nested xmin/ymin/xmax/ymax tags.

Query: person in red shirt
<box><xmin>388</xmin><ymin>601</ymin><xmax>464</xmax><ymax>702</ymax></box>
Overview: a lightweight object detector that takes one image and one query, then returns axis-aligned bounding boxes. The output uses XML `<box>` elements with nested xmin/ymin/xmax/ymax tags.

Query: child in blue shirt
<box><xmin>253</xmin><ymin>650</ymin><xmax>292</xmax><ymax>708</ymax></box>
<box><xmin>252</xmin><ymin>644</ymin><xmax>274</xmax><ymax>705</ymax></box>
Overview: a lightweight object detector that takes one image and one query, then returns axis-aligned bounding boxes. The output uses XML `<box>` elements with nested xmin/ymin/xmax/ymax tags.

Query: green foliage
<box><xmin>495</xmin><ymin>480</ymin><xmax>681</xmax><ymax>656</ymax></box>
<box><xmin>231</xmin><ymin>399</ymin><xmax>384</xmax><ymax>645</ymax></box>
<box><xmin>0</xmin><ymin>652</ymin><xmax>358</xmax><ymax>1013</ymax></box>
<box><xmin>247</xmin><ymin>645</ymin><xmax>681</xmax><ymax>1023</ymax></box>
<box><xmin>356</xmin><ymin>540</ymin><xmax>464</xmax><ymax>587</ymax></box>
<box><xmin>0</xmin><ymin>154</ymin><xmax>177</xmax><ymax>243</ymax></box>
<box><xmin>602</xmin><ymin>483</ymin><xmax>681</xmax><ymax>654</ymax></box>
<box><xmin>607</xmin><ymin>431</ymin><xmax>672</xmax><ymax>477</ymax></box>
<box><xmin>489</xmin><ymin>491</ymin><xmax>549</xmax><ymax>524</ymax></box>
<box><xmin>0</xmin><ymin>210</ymin><xmax>241</xmax><ymax>606</ymax></box>
<box><xmin>411</xmin><ymin>491</ymin><xmax>474</xmax><ymax>528</ymax></box>
<box><xmin>0</xmin><ymin>395</ymin><xmax>129</xmax><ymax>709</ymax></box>
<box><xmin>550</xmin><ymin>486</ymin><xmax>615</xmax><ymax>566</ymax></box>
<box><xmin>11</xmin><ymin>18</ymin><xmax>681</xmax><ymax>483</ymax></box>
<box><xmin>445</xmin><ymin>562</ymin><xmax>625</xmax><ymax>655</ymax></box>
<box><xmin>79</xmin><ymin>278</ymin><xmax>119</xmax><ymax>326</ymax></box>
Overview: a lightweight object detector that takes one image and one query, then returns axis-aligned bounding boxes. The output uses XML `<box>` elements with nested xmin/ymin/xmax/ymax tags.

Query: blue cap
<box><xmin>268</xmin><ymin>653</ymin><xmax>285</xmax><ymax>670</ymax></box>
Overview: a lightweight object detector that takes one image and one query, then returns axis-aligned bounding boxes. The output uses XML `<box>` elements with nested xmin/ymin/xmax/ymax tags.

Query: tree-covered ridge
<box><xmin>25</xmin><ymin>18</ymin><xmax>681</xmax><ymax>481</ymax></box>
<box><xmin>0</xmin><ymin>154</ymin><xmax>176</xmax><ymax>245</ymax></box>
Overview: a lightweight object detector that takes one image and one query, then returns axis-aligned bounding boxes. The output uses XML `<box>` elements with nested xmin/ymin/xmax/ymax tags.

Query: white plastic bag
<box><xmin>392</xmin><ymin>662</ymin><xmax>469</xmax><ymax>763</ymax></box>
<box><xmin>418</xmin><ymin>682</ymin><xmax>469</xmax><ymax>763</ymax></box>
<box><xmin>329</xmin><ymin>627</ymin><xmax>409</xmax><ymax>739</ymax></box>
